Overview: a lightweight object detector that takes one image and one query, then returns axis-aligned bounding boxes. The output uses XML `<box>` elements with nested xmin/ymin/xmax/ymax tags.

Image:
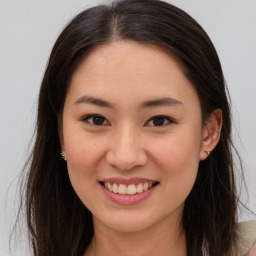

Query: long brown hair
<box><xmin>19</xmin><ymin>0</ymin><xmax>239</xmax><ymax>255</ymax></box>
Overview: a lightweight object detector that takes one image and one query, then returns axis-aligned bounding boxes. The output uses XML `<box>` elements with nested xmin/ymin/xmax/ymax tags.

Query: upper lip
<box><xmin>100</xmin><ymin>177</ymin><xmax>158</xmax><ymax>186</ymax></box>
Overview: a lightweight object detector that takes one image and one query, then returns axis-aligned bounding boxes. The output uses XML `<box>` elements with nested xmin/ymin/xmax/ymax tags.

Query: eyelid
<box><xmin>80</xmin><ymin>114</ymin><xmax>176</xmax><ymax>127</ymax></box>
<box><xmin>81</xmin><ymin>114</ymin><xmax>110</xmax><ymax>126</ymax></box>
<box><xmin>145</xmin><ymin>115</ymin><xmax>177</xmax><ymax>127</ymax></box>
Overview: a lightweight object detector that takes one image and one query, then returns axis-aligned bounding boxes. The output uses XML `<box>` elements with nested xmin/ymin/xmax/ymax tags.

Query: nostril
<box><xmin>105</xmin><ymin>148</ymin><xmax>148</xmax><ymax>171</ymax></box>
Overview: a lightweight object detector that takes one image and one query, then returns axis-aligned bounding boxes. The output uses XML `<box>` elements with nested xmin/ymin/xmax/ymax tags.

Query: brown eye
<box><xmin>152</xmin><ymin>117</ymin><xmax>165</xmax><ymax>126</ymax></box>
<box><xmin>146</xmin><ymin>115</ymin><xmax>174</xmax><ymax>127</ymax></box>
<box><xmin>83</xmin><ymin>115</ymin><xmax>109</xmax><ymax>126</ymax></box>
<box><xmin>93</xmin><ymin>116</ymin><xmax>105</xmax><ymax>125</ymax></box>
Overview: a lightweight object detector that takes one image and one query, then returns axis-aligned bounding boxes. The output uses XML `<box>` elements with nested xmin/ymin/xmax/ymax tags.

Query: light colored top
<box><xmin>234</xmin><ymin>220</ymin><xmax>256</xmax><ymax>256</ymax></box>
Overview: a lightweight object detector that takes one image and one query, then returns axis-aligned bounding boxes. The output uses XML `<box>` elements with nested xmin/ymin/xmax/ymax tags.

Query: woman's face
<box><xmin>62</xmin><ymin>41</ymin><xmax>208</xmax><ymax>233</ymax></box>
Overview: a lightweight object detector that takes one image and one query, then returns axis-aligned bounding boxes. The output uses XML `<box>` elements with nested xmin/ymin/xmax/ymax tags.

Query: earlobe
<box><xmin>59</xmin><ymin>123</ymin><xmax>67</xmax><ymax>160</ymax></box>
<box><xmin>200</xmin><ymin>109</ymin><xmax>223</xmax><ymax>160</ymax></box>
<box><xmin>61</xmin><ymin>149</ymin><xmax>67</xmax><ymax>161</ymax></box>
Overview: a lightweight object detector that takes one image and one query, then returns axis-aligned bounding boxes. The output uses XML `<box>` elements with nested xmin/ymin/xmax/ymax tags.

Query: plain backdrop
<box><xmin>0</xmin><ymin>0</ymin><xmax>255</xmax><ymax>255</ymax></box>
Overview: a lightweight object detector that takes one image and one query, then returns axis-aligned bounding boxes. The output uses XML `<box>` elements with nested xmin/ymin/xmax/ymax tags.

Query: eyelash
<box><xmin>82</xmin><ymin>114</ymin><xmax>110</xmax><ymax>126</ymax></box>
<box><xmin>81</xmin><ymin>114</ymin><xmax>176</xmax><ymax>127</ymax></box>
<box><xmin>145</xmin><ymin>115</ymin><xmax>176</xmax><ymax>127</ymax></box>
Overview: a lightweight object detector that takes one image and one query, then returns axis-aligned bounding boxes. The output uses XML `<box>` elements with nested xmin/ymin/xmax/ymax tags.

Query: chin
<box><xmin>106</xmin><ymin>218</ymin><xmax>155</xmax><ymax>233</ymax></box>
<box><xmin>93</xmin><ymin>207</ymin><xmax>180</xmax><ymax>234</ymax></box>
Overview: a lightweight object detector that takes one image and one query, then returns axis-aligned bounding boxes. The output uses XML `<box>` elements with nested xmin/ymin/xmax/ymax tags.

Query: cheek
<box><xmin>155</xmin><ymin>134</ymin><xmax>201</xmax><ymax>170</ymax></box>
<box><xmin>64</xmin><ymin>131</ymin><xmax>107</xmax><ymax>195</ymax></box>
<box><xmin>66</xmin><ymin>140</ymin><xmax>104</xmax><ymax>178</ymax></box>
<box><xmin>155</xmin><ymin>137</ymin><xmax>200</xmax><ymax>207</ymax></box>
<box><xmin>150</xmin><ymin>129</ymin><xmax>202</xmax><ymax>192</ymax></box>
<box><xmin>65</xmin><ymin>139</ymin><xmax>104</xmax><ymax>208</ymax></box>
<box><xmin>63</xmin><ymin>123</ymin><xmax>104</xmax><ymax>168</ymax></box>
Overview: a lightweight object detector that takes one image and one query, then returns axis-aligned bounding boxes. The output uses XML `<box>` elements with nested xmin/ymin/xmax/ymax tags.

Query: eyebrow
<box><xmin>73</xmin><ymin>96</ymin><xmax>115</xmax><ymax>108</ymax></box>
<box><xmin>141</xmin><ymin>97</ymin><xmax>183</xmax><ymax>108</ymax></box>
<box><xmin>73</xmin><ymin>95</ymin><xmax>183</xmax><ymax>109</ymax></box>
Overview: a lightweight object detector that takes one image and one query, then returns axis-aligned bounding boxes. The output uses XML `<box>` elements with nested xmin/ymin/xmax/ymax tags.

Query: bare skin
<box><xmin>247</xmin><ymin>243</ymin><xmax>256</xmax><ymax>256</ymax></box>
<box><xmin>85</xmin><ymin>210</ymin><xmax>186</xmax><ymax>256</ymax></box>
<box><xmin>61</xmin><ymin>41</ymin><xmax>222</xmax><ymax>256</ymax></box>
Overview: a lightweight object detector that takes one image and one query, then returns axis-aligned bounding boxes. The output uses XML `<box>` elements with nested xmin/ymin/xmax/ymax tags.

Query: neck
<box><xmin>85</xmin><ymin>214</ymin><xmax>186</xmax><ymax>256</ymax></box>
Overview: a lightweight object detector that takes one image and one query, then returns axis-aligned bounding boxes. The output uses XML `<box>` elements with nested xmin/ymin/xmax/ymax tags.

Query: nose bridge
<box><xmin>106</xmin><ymin>122</ymin><xmax>147</xmax><ymax>170</ymax></box>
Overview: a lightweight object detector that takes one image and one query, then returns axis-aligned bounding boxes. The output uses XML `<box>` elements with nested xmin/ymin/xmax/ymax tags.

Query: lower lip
<box><xmin>101</xmin><ymin>184</ymin><xmax>157</xmax><ymax>205</ymax></box>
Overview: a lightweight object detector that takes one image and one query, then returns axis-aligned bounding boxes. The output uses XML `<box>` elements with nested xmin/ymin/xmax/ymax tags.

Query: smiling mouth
<box><xmin>100</xmin><ymin>181</ymin><xmax>159</xmax><ymax>195</ymax></box>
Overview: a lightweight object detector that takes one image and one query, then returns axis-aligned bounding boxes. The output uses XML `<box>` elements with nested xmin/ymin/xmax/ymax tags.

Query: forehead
<box><xmin>74</xmin><ymin>41</ymin><xmax>182</xmax><ymax>80</ymax></box>
<box><xmin>67</xmin><ymin>41</ymin><xmax>200</xmax><ymax>110</ymax></box>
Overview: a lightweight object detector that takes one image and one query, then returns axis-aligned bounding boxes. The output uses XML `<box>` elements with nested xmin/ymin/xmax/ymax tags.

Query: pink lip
<box><xmin>100</xmin><ymin>182</ymin><xmax>158</xmax><ymax>205</ymax></box>
<box><xmin>101</xmin><ymin>177</ymin><xmax>157</xmax><ymax>186</ymax></box>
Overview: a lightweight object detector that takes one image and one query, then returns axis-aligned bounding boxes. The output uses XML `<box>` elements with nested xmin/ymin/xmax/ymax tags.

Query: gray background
<box><xmin>0</xmin><ymin>0</ymin><xmax>255</xmax><ymax>255</ymax></box>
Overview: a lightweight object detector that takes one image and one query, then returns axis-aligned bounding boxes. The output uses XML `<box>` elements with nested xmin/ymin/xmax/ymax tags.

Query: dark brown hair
<box><xmin>20</xmin><ymin>0</ymin><xmax>239</xmax><ymax>255</ymax></box>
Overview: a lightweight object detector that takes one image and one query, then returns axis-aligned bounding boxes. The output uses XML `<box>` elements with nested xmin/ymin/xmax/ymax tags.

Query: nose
<box><xmin>106</xmin><ymin>125</ymin><xmax>148</xmax><ymax>171</ymax></box>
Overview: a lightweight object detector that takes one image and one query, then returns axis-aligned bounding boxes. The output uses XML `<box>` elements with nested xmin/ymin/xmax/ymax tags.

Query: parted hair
<box><xmin>20</xmin><ymin>0</ymin><xmax>239</xmax><ymax>255</ymax></box>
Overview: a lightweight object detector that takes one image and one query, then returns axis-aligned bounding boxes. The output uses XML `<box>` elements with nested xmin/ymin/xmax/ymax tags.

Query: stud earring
<box><xmin>61</xmin><ymin>149</ymin><xmax>67</xmax><ymax>161</ymax></box>
<box><xmin>205</xmin><ymin>150</ymin><xmax>211</xmax><ymax>156</ymax></box>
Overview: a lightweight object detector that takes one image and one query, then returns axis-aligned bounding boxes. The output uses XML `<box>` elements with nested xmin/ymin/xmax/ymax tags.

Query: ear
<box><xmin>200</xmin><ymin>108</ymin><xmax>223</xmax><ymax>160</ymax></box>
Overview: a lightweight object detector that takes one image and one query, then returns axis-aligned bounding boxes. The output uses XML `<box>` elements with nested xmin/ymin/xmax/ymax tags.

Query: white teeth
<box><xmin>112</xmin><ymin>183</ymin><xmax>118</xmax><ymax>193</ymax></box>
<box><xmin>107</xmin><ymin>182</ymin><xmax>113</xmax><ymax>192</ymax></box>
<box><xmin>104</xmin><ymin>182</ymin><xmax>155</xmax><ymax>195</ymax></box>
<box><xmin>136</xmin><ymin>183</ymin><xmax>143</xmax><ymax>193</ymax></box>
<box><xmin>118</xmin><ymin>184</ymin><xmax>127</xmax><ymax>195</ymax></box>
<box><xmin>127</xmin><ymin>184</ymin><xmax>137</xmax><ymax>195</ymax></box>
<box><xmin>143</xmin><ymin>183</ymin><xmax>149</xmax><ymax>191</ymax></box>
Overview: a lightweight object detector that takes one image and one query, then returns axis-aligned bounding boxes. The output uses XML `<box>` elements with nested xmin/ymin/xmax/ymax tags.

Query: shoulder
<box><xmin>235</xmin><ymin>220</ymin><xmax>256</xmax><ymax>256</ymax></box>
<box><xmin>247</xmin><ymin>243</ymin><xmax>256</xmax><ymax>256</ymax></box>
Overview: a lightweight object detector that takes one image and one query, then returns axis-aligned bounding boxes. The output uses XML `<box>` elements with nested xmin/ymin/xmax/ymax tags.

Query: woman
<box><xmin>20</xmin><ymin>0</ymin><xmax>256</xmax><ymax>255</ymax></box>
